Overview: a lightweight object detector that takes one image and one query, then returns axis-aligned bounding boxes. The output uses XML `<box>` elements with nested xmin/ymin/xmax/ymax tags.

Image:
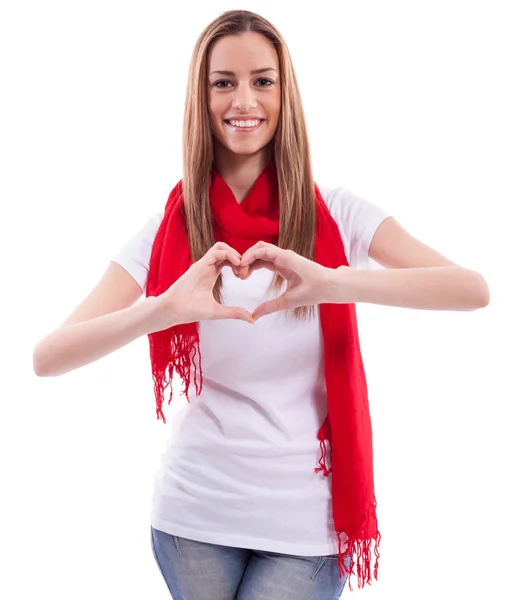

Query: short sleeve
<box><xmin>110</xmin><ymin>211</ymin><xmax>163</xmax><ymax>292</ymax></box>
<box><xmin>318</xmin><ymin>184</ymin><xmax>392</xmax><ymax>270</ymax></box>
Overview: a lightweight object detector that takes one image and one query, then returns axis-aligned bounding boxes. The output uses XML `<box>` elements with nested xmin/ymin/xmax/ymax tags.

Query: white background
<box><xmin>1</xmin><ymin>1</ymin><xmax>520</xmax><ymax>598</ymax></box>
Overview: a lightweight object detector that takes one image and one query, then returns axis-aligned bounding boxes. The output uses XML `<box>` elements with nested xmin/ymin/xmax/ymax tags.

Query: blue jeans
<box><xmin>151</xmin><ymin>526</ymin><xmax>350</xmax><ymax>600</ymax></box>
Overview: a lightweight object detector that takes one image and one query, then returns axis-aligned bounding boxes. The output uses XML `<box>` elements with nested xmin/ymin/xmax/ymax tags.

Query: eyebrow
<box><xmin>209</xmin><ymin>68</ymin><xmax>278</xmax><ymax>76</ymax></box>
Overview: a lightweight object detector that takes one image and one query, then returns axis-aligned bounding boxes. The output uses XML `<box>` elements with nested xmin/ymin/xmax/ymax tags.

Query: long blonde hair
<box><xmin>182</xmin><ymin>9</ymin><xmax>316</xmax><ymax>320</ymax></box>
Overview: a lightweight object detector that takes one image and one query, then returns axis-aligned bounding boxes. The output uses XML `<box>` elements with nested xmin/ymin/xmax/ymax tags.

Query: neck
<box><xmin>213</xmin><ymin>143</ymin><xmax>273</xmax><ymax>203</ymax></box>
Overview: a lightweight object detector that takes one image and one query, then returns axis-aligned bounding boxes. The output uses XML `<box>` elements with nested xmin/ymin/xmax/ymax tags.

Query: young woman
<box><xmin>33</xmin><ymin>9</ymin><xmax>490</xmax><ymax>600</ymax></box>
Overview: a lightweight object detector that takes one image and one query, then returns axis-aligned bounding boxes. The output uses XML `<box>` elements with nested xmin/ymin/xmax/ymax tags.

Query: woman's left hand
<box><xmin>237</xmin><ymin>242</ymin><xmax>341</xmax><ymax>321</ymax></box>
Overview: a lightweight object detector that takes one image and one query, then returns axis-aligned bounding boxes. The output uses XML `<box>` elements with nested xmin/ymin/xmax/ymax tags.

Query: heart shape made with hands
<box><xmin>227</xmin><ymin>251</ymin><xmax>284</xmax><ymax>322</ymax></box>
<box><xmin>217</xmin><ymin>241</ymin><xmax>334</xmax><ymax>321</ymax></box>
<box><xmin>227</xmin><ymin>243</ymin><xmax>294</xmax><ymax>286</ymax></box>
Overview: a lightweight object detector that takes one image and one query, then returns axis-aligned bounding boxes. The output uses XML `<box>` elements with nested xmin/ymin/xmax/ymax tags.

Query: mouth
<box><xmin>224</xmin><ymin>118</ymin><xmax>265</xmax><ymax>132</ymax></box>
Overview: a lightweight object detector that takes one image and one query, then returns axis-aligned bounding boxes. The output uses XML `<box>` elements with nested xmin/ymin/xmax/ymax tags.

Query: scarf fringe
<box><xmin>151</xmin><ymin>329</ymin><xmax>203</xmax><ymax>423</ymax></box>
<box><xmin>315</xmin><ymin>434</ymin><xmax>381</xmax><ymax>589</ymax></box>
<box><xmin>314</xmin><ymin>438</ymin><xmax>331</xmax><ymax>476</ymax></box>
<box><xmin>336</xmin><ymin>529</ymin><xmax>381</xmax><ymax>591</ymax></box>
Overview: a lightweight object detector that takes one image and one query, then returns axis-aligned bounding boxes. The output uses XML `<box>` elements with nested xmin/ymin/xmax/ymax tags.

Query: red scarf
<box><xmin>146</xmin><ymin>161</ymin><xmax>381</xmax><ymax>589</ymax></box>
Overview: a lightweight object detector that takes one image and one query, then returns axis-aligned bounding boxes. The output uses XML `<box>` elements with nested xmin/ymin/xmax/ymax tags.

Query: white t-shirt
<box><xmin>112</xmin><ymin>183</ymin><xmax>391</xmax><ymax>556</ymax></box>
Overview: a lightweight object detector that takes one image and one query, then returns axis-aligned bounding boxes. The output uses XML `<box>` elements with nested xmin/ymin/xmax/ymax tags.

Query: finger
<box><xmin>209</xmin><ymin>243</ymin><xmax>242</xmax><ymax>263</ymax></box>
<box><xmin>208</xmin><ymin>249</ymin><xmax>242</xmax><ymax>269</ymax></box>
<box><xmin>238</xmin><ymin>248</ymin><xmax>286</xmax><ymax>280</ymax></box>
<box><xmin>236</xmin><ymin>259</ymin><xmax>276</xmax><ymax>279</ymax></box>
<box><xmin>213</xmin><ymin>304</ymin><xmax>255</xmax><ymax>324</ymax></box>
<box><xmin>212</xmin><ymin>241</ymin><xmax>241</xmax><ymax>256</ymax></box>
<box><xmin>248</xmin><ymin>259</ymin><xmax>277</xmax><ymax>273</ymax></box>
<box><xmin>240</xmin><ymin>244</ymin><xmax>282</xmax><ymax>267</ymax></box>
<box><xmin>243</xmin><ymin>241</ymin><xmax>273</xmax><ymax>253</ymax></box>
<box><xmin>252</xmin><ymin>295</ymin><xmax>291</xmax><ymax>321</ymax></box>
<box><xmin>215</xmin><ymin>259</ymin><xmax>241</xmax><ymax>274</ymax></box>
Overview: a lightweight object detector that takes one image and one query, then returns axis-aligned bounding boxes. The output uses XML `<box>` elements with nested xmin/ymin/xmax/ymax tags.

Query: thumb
<box><xmin>252</xmin><ymin>295</ymin><xmax>290</xmax><ymax>322</ymax></box>
<box><xmin>214</xmin><ymin>304</ymin><xmax>255</xmax><ymax>324</ymax></box>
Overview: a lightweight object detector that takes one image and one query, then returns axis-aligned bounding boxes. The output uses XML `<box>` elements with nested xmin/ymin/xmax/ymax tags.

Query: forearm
<box><xmin>328</xmin><ymin>265</ymin><xmax>490</xmax><ymax>311</ymax></box>
<box><xmin>33</xmin><ymin>296</ymin><xmax>169</xmax><ymax>377</ymax></box>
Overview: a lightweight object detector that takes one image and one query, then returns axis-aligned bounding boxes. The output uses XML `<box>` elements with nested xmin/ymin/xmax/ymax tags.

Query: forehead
<box><xmin>208</xmin><ymin>32</ymin><xmax>278</xmax><ymax>72</ymax></box>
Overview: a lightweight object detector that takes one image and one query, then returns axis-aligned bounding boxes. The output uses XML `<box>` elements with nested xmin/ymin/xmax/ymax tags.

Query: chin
<box><xmin>217</xmin><ymin>136</ymin><xmax>270</xmax><ymax>157</ymax></box>
<box><xmin>227</xmin><ymin>144</ymin><xmax>266</xmax><ymax>156</ymax></box>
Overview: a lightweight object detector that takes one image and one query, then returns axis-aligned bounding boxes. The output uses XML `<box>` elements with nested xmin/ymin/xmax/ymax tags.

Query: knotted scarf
<box><xmin>145</xmin><ymin>160</ymin><xmax>381</xmax><ymax>589</ymax></box>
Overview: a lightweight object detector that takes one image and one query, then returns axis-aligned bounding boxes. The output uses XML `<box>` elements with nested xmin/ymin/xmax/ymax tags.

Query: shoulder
<box><xmin>124</xmin><ymin>211</ymin><xmax>164</xmax><ymax>249</ymax></box>
<box><xmin>144</xmin><ymin>211</ymin><xmax>164</xmax><ymax>234</ymax></box>
<box><xmin>316</xmin><ymin>183</ymin><xmax>391</xmax><ymax>225</ymax></box>
<box><xmin>316</xmin><ymin>182</ymin><xmax>392</xmax><ymax>269</ymax></box>
<box><xmin>318</xmin><ymin>182</ymin><xmax>379</xmax><ymax>209</ymax></box>
<box><xmin>110</xmin><ymin>211</ymin><xmax>164</xmax><ymax>291</ymax></box>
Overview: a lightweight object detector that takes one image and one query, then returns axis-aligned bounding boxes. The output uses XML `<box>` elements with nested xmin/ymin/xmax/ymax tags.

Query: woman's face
<box><xmin>207</xmin><ymin>32</ymin><xmax>281</xmax><ymax>159</ymax></box>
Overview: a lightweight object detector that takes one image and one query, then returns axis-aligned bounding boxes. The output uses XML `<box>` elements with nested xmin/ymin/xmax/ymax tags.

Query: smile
<box><xmin>225</xmin><ymin>119</ymin><xmax>265</xmax><ymax>132</ymax></box>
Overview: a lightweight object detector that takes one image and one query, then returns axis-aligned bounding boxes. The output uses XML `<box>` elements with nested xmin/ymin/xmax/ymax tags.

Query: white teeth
<box><xmin>228</xmin><ymin>119</ymin><xmax>261</xmax><ymax>128</ymax></box>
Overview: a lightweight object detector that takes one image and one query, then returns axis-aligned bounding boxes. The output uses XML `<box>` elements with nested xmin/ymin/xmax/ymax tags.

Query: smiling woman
<box><xmin>207</xmin><ymin>34</ymin><xmax>281</xmax><ymax>158</ymax></box>
<box><xmin>32</xmin><ymin>7</ymin><xmax>490</xmax><ymax>600</ymax></box>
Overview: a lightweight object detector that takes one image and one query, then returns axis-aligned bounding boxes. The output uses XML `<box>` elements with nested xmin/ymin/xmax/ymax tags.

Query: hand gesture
<box><xmin>156</xmin><ymin>242</ymin><xmax>254</xmax><ymax>328</ymax></box>
<box><xmin>238</xmin><ymin>242</ymin><xmax>335</xmax><ymax>321</ymax></box>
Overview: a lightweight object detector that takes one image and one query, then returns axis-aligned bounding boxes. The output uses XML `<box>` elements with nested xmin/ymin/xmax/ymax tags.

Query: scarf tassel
<box><xmin>336</xmin><ymin>530</ymin><xmax>381</xmax><ymax>591</ymax></box>
<box><xmin>150</xmin><ymin>329</ymin><xmax>203</xmax><ymax>423</ymax></box>
<box><xmin>314</xmin><ymin>438</ymin><xmax>331</xmax><ymax>476</ymax></box>
<box><xmin>315</xmin><ymin>426</ymin><xmax>381</xmax><ymax>589</ymax></box>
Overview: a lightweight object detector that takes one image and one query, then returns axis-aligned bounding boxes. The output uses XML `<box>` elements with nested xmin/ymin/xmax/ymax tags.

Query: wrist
<box><xmin>324</xmin><ymin>265</ymin><xmax>355</xmax><ymax>304</ymax></box>
<box><xmin>146</xmin><ymin>295</ymin><xmax>180</xmax><ymax>333</ymax></box>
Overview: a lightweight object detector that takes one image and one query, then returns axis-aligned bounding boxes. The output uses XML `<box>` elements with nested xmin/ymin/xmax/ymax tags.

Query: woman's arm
<box><xmin>34</xmin><ymin>242</ymin><xmax>252</xmax><ymax>376</ymax></box>
<box><xmin>329</xmin><ymin>265</ymin><xmax>490</xmax><ymax>311</ymax></box>
<box><xmin>239</xmin><ymin>236</ymin><xmax>490</xmax><ymax>320</ymax></box>
<box><xmin>330</xmin><ymin>215</ymin><xmax>490</xmax><ymax>310</ymax></box>
<box><xmin>33</xmin><ymin>262</ymin><xmax>167</xmax><ymax>377</ymax></box>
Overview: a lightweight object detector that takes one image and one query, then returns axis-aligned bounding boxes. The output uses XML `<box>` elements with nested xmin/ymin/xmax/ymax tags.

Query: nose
<box><xmin>231</xmin><ymin>82</ymin><xmax>257</xmax><ymax>111</ymax></box>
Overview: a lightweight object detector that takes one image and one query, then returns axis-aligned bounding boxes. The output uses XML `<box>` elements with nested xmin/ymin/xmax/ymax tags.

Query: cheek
<box><xmin>208</xmin><ymin>95</ymin><xmax>225</xmax><ymax>125</ymax></box>
<box><xmin>267</xmin><ymin>103</ymin><xmax>281</xmax><ymax>133</ymax></box>
<box><xmin>267</xmin><ymin>93</ymin><xmax>281</xmax><ymax>122</ymax></box>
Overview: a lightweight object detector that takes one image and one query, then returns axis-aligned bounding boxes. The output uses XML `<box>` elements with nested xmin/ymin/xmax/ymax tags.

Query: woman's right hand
<box><xmin>153</xmin><ymin>242</ymin><xmax>254</xmax><ymax>329</ymax></box>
